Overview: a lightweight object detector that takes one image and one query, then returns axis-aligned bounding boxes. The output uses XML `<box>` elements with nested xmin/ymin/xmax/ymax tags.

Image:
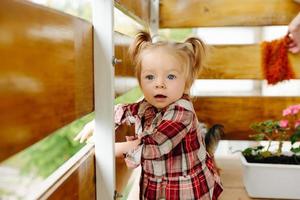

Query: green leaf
<box><xmin>291</xmin><ymin>146</ymin><xmax>300</xmax><ymax>154</ymax></box>
<box><xmin>255</xmin><ymin>145</ymin><xmax>264</xmax><ymax>151</ymax></box>
<box><xmin>242</xmin><ymin>147</ymin><xmax>253</xmax><ymax>156</ymax></box>
<box><xmin>249</xmin><ymin>133</ymin><xmax>265</xmax><ymax>141</ymax></box>
<box><xmin>261</xmin><ymin>151</ymin><xmax>272</xmax><ymax>158</ymax></box>
<box><xmin>290</xmin><ymin>128</ymin><xmax>300</xmax><ymax>144</ymax></box>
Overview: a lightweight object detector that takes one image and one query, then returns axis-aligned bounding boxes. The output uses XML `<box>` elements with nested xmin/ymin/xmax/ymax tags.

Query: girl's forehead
<box><xmin>142</xmin><ymin>47</ymin><xmax>180</xmax><ymax>63</ymax></box>
<box><xmin>141</xmin><ymin>50</ymin><xmax>182</xmax><ymax>72</ymax></box>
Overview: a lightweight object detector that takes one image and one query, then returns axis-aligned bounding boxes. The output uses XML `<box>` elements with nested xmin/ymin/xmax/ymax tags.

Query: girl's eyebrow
<box><xmin>167</xmin><ymin>68</ymin><xmax>181</xmax><ymax>73</ymax></box>
<box><xmin>141</xmin><ymin>70</ymin><xmax>154</xmax><ymax>74</ymax></box>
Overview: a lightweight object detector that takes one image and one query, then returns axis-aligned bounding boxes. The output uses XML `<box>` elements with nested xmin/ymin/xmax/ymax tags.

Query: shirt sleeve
<box><xmin>141</xmin><ymin>105</ymin><xmax>194</xmax><ymax>160</ymax></box>
<box><xmin>114</xmin><ymin>102</ymin><xmax>140</xmax><ymax>130</ymax></box>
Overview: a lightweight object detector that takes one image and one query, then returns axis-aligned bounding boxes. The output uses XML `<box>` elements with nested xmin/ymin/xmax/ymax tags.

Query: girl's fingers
<box><xmin>74</xmin><ymin>131</ymin><xmax>83</xmax><ymax>141</ymax></box>
<box><xmin>124</xmin><ymin>158</ymin><xmax>139</xmax><ymax>168</ymax></box>
<box><xmin>74</xmin><ymin>120</ymin><xmax>95</xmax><ymax>143</ymax></box>
<box><xmin>126</xmin><ymin>136</ymin><xmax>136</xmax><ymax>141</ymax></box>
<box><xmin>79</xmin><ymin>127</ymin><xmax>93</xmax><ymax>143</ymax></box>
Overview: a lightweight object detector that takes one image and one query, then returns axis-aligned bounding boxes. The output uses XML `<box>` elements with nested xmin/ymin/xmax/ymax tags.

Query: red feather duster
<box><xmin>261</xmin><ymin>35</ymin><xmax>295</xmax><ymax>85</ymax></box>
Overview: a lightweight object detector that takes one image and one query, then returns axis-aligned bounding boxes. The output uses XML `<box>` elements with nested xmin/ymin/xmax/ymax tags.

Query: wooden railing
<box><xmin>1</xmin><ymin>0</ymin><xmax>300</xmax><ymax>199</ymax></box>
<box><xmin>0</xmin><ymin>0</ymin><xmax>95</xmax><ymax>199</ymax></box>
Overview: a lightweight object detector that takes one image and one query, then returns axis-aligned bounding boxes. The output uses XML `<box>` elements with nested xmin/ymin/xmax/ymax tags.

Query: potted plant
<box><xmin>240</xmin><ymin>104</ymin><xmax>300</xmax><ymax>199</ymax></box>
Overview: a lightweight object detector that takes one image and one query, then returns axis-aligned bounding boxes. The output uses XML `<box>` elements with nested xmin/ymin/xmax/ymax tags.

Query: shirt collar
<box><xmin>137</xmin><ymin>94</ymin><xmax>191</xmax><ymax>118</ymax></box>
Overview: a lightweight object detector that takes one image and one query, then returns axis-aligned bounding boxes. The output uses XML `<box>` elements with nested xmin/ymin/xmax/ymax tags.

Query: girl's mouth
<box><xmin>154</xmin><ymin>94</ymin><xmax>167</xmax><ymax>98</ymax></box>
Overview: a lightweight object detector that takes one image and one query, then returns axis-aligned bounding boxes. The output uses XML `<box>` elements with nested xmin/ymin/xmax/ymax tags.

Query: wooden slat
<box><xmin>115</xmin><ymin>0</ymin><xmax>150</xmax><ymax>26</ymax></box>
<box><xmin>114</xmin><ymin>43</ymin><xmax>300</xmax><ymax>79</ymax></box>
<box><xmin>202</xmin><ymin>45</ymin><xmax>262</xmax><ymax>79</ymax></box>
<box><xmin>114</xmin><ymin>10</ymin><xmax>147</xmax><ymax>37</ymax></box>
<box><xmin>47</xmin><ymin>149</ymin><xmax>96</xmax><ymax>199</ymax></box>
<box><xmin>194</xmin><ymin>97</ymin><xmax>300</xmax><ymax>140</ymax></box>
<box><xmin>0</xmin><ymin>0</ymin><xmax>94</xmax><ymax>161</ymax></box>
<box><xmin>160</xmin><ymin>0</ymin><xmax>300</xmax><ymax>28</ymax></box>
<box><xmin>115</xmin><ymin>123</ymin><xmax>135</xmax><ymax>194</ymax></box>
<box><xmin>202</xmin><ymin>44</ymin><xmax>300</xmax><ymax>79</ymax></box>
<box><xmin>115</xmin><ymin>44</ymin><xmax>135</xmax><ymax>77</ymax></box>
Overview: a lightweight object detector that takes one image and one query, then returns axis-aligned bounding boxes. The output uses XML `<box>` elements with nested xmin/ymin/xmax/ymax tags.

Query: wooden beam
<box><xmin>114</xmin><ymin>43</ymin><xmax>300</xmax><ymax>79</ymax></box>
<box><xmin>202</xmin><ymin>45</ymin><xmax>300</xmax><ymax>79</ymax></box>
<box><xmin>160</xmin><ymin>0</ymin><xmax>300</xmax><ymax>28</ymax></box>
<box><xmin>0</xmin><ymin>0</ymin><xmax>93</xmax><ymax>161</ymax></box>
<box><xmin>202</xmin><ymin>45</ymin><xmax>262</xmax><ymax>79</ymax></box>
<box><xmin>115</xmin><ymin>0</ymin><xmax>150</xmax><ymax>27</ymax></box>
<box><xmin>115</xmin><ymin>44</ymin><xmax>135</xmax><ymax>77</ymax></box>
<box><xmin>114</xmin><ymin>9</ymin><xmax>147</xmax><ymax>37</ymax></box>
<box><xmin>46</xmin><ymin>148</ymin><xmax>96</xmax><ymax>200</ymax></box>
<box><xmin>194</xmin><ymin>97</ymin><xmax>300</xmax><ymax>140</ymax></box>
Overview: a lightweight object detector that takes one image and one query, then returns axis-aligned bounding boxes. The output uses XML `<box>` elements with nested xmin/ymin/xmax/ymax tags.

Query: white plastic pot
<box><xmin>240</xmin><ymin>154</ymin><xmax>300</xmax><ymax>199</ymax></box>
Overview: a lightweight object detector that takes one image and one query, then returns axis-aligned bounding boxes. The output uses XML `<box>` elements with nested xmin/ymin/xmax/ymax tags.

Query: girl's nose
<box><xmin>155</xmin><ymin>84</ymin><xmax>166</xmax><ymax>89</ymax></box>
<box><xmin>155</xmin><ymin>80</ymin><xmax>166</xmax><ymax>89</ymax></box>
<box><xmin>155</xmin><ymin>77</ymin><xmax>166</xmax><ymax>89</ymax></box>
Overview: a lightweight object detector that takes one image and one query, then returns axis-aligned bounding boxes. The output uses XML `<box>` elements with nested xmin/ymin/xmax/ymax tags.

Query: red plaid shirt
<box><xmin>115</xmin><ymin>95</ymin><xmax>223</xmax><ymax>199</ymax></box>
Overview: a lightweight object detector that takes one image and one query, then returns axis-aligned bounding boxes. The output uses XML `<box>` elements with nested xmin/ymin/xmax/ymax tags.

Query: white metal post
<box><xmin>92</xmin><ymin>0</ymin><xmax>115</xmax><ymax>199</ymax></box>
<box><xmin>150</xmin><ymin>0</ymin><xmax>159</xmax><ymax>42</ymax></box>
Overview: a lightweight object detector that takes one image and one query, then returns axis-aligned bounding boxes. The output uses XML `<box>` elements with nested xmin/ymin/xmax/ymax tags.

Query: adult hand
<box><xmin>74</xmin><ymin>120</ymin><xmax>95</xmax><ymax>143</ymax></box>
<box><xmin>288</xmin><ymin>12</ymin><xmax>300</xmax><ymax>53</ymax></box>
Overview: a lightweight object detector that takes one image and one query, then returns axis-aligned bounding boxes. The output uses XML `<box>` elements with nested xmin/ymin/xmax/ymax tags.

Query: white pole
<box><xmin>92</xmin><ymin>0</ymin><xmax>115</xmax><ymax>199</ymax></box>
<box><xmin>150</xmin><ymin>0</ymin><xmax>159</xmax><ymax>42</ymax></box>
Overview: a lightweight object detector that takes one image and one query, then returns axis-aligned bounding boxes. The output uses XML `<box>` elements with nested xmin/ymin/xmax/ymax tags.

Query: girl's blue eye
<box><xmin>167</xmin><ymin>74</ymin><xmax>176</xmax><ymax>80</ymax></box>
<box><xmin>145</xmin><ymin>75</ymin><xmax>154</xmax><ymax>80</ymax></box>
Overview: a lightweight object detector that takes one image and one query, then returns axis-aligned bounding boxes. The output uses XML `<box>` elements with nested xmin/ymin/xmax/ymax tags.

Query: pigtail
<box><xmin>184</xmin><ymin>37</ymin><xmax>207</xmax><ymax>76</ymax></box>
<box><xmin>128</xmin><ymin>31</ymin><xmax>152</xmax><ymax>65</ymax></box>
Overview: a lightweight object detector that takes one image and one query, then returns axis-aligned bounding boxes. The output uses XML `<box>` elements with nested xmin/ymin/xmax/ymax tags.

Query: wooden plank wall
<box><xmin>115</xmin><ymin>43</ymin><xmax>135</xmax><ymax>77</ymax></box>
<box><xmin>0</xmin><ymin>0</ymin><xmax>95</xmax><ymax>199</ymax></box>
<box><xmin>201</xmin><ymin>45</ymin><xmax>300</xmax><ymax>79</ymax></box>
<box><xmin>159</xmin><ymin>0</ymin><xmax>300</xmax><ymax>27</ymax></box>
<box><xmin>47</xmin><ymin>148</ymin><xmax>96</xmax><ymax>200</ymax></box>
<box><xmin>194</xmin><ymin>97</ymin><xmax>300</xmax><ymax>140</ymax></box>
<box><xmin>0</xmin><ymin>0</ymin><xmax>94</xmax><ymax>162</ymax></box>
<box><xmin>115</xmin><ymin>0</ymin><xmax>150</xmax><ymax>26</ymax></box>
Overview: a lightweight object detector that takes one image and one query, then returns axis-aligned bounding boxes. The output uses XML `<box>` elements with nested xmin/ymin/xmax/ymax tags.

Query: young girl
<box><xmin>75</xmin><ymin>31</ymin><xmax>223</xmax><ymax>199</ymax></box>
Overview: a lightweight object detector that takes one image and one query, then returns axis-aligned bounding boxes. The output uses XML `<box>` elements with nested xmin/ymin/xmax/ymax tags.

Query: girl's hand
<box><xmin>124</xmin><ymin>157</ymin><xmax>139</xmax><ymax>168</ymax></box>
<box><xmin>125</xmin><ymin>136</ymin><xmax>137</xmax><ymax>141</ymax></box>
<box><xmin>74</xmin><ymin>120</ymin><xmax>95</xmax><ymax>143</ymax></box>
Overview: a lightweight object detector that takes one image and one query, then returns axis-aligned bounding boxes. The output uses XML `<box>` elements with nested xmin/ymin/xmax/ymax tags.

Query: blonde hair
<box><xmin>129</xmin><ymin>31</ymin><xmax>206</xmax><ymax>90</ymax></box>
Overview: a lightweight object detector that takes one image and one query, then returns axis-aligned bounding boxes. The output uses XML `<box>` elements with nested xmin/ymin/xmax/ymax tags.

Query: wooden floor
<box><xmin>125</xmin><ymin>141</ymin><xmax>279</xmax><ymax>200</ymax></box>
<box><xmin>216</xmin><ymin>140</ymin><xmax>278</xmax><ymax>200</ymax></box>
<box><xmin>216</xmin><ymin>148</ymin><xmax>257</xmax><ymax>199</ymax></box>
